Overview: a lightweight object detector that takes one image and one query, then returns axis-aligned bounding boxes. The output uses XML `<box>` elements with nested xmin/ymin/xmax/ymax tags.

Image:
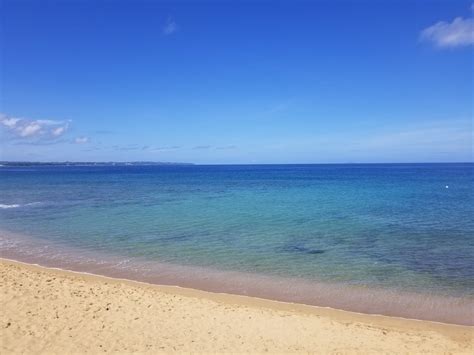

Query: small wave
<box><xmin>25</xmin><ymin>202</ymin><xmax>43</xmax><ymax>207</ymax></box>
<box><xmin>0</xmin><ymin>202</ymin><xmax>42</xmax><ymax>209</ymax></box>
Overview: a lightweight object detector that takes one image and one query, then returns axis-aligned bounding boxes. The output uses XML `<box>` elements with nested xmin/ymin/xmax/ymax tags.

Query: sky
<box><xmin>1</xmin><ymin>0</ymin><xmax>473</xmax><ymax>164</ymax></box>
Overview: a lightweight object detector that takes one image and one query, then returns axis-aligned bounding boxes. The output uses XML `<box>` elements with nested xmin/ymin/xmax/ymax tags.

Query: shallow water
<box><xmin>1</xmin><ymin>163</ymin><xmax>473</xmax><ymax>324</ymax></box>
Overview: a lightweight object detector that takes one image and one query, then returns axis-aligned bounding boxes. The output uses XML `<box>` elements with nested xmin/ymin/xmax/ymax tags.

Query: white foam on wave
<box><xmin>0</xmin><ymin>202</ymin><xmax>42</xmax><ymax>209</ymax></box>
<box><xmin>0</xmin><ymin>204</ymin><xmax>21</xmax><ymax>209</ymax></box>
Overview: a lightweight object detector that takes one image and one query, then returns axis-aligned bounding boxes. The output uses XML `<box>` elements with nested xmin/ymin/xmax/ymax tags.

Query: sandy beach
<box><xmin>1</xmin><ymin>258</ymin><xmax>472</xmax><ymax>354</ymax></box>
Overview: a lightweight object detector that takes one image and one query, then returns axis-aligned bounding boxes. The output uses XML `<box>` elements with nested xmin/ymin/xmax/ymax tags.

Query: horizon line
<box><xmin>1</xmin><ymin>161</ymin><xmax>473</xmax><ymax>166</ymax></box>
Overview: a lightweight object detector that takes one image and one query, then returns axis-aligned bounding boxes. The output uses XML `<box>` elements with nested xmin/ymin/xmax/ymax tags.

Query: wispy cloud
<box><xmin>0</xmin><ymin>113</ymin><xmax>70</xmax><ymax>140</ymax></box>
<box><xmin>149</xmin><ymin>146</ymin><xmax>181</xmax><ymax>152</ymax></box>
<box><xmin>74</xmin><ymin>137</ymin><xmax>89</xmax><ymax>144</ymax></box>
<box><xmin>12</xmin><ymin>139</ymin><xmax>69</xmax><ymax>146</ymax></box>
<box><xmin>81</xmin><ymin>146</ymin><xmax>101</xmax><ymax>152</ymax></box>
<box><xmin>163</xmin><ymin>17</ymin><xmax>178</xmax><ymax>35</ymax></box>
<box><xmin>112</xmin><ymin>144</ymin><xmax>140</xmax><ymax>151</ymax></box>
<box><xmin>215</xmin><ymin>145</ymin><xmax>237</xmax><ymax>150</ymax></box>
<box><xmin>360</xmin><ymin>123</ymin><xmax>471</xmax><ymax>150</ymax></box>
<box><xmin>193</xmin><ymin>145</ymin><xmax>211</xmax><ymax>150</ymax></box>
<box><xmin>420</xmin><ymin>6</ymin><xmax>474</xmax><ymax>48</ymax></box>
<box><xmin>262</xmin><ymin>119</ymin><xmax>472</xmax><ymax>162</ymax></box>
<box><xmin>264</xmin><ymin>101</ymin><xmax>293</xmax><ymax>116</ymax></box>
<box><xmin>94</xmin><ymin>129</ymin><xmax>114</xmax><ymax>135</ymax></box>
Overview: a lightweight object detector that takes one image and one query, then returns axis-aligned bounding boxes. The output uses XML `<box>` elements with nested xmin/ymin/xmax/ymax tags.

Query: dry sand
<box><xmin>1</xmin><ymin>259</ymin><xmax>472</xmax><ymax>354</ymax></box>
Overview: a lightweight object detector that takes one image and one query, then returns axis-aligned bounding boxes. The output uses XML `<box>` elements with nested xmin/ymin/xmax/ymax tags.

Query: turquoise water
<box><xmin>1</xmin><ymin>163</ymin><xmax>473</xmax><ymax>324</ymax></box>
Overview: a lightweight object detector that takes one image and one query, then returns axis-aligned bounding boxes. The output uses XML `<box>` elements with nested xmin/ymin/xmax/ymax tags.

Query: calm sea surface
<box><xmin>1</xmin><ymin>163</ymin><xmax>473</xmax><ymax>324</ymax></box>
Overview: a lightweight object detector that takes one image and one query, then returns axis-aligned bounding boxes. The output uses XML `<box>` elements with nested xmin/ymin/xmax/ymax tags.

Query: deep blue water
<box><xmin>1</xmin><ymin>163</ymin><xmax>473</xmax><ymax>322</ymax></box>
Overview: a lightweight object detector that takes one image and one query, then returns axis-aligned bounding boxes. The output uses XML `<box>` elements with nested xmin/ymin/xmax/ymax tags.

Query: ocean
<box><xmin>1</xmin><ymin>163</ymin><xmax>473</xmax><ymax>325</ymax></box>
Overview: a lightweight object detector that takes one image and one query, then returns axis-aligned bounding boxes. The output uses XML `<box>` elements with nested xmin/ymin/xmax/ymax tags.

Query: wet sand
<box><xmin>1</xmin><ymin>258</ymin><xmax>473</xmax><ymax>353</ymax></box>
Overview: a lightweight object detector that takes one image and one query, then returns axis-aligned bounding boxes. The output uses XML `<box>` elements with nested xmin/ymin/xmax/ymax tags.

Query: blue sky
<box><xmin>1</xmin><ymin>0</ymin><xmax>472</xmax><ymax>163</ymax></box>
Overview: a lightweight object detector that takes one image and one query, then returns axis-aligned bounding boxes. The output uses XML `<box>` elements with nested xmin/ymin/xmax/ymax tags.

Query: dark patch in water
<box><xmin>158</xmin><ymin>234</ymin><xmax>192</xmax><ymax>243</ymax></box>
<box><xmin>282</xmin><ymin>245</ymin><xmax>325</xmax><ymax>255</ymax></box>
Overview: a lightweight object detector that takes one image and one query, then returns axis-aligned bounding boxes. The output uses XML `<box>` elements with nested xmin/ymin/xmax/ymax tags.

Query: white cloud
<box><xmin>74</xmin><ymin>136</ymin><xmax>89</xmax><ymax>144</ymax></box>
<box><xmin>0</xmin><ymin>113</ymin><xmax>70</xmax><ymax>140</ymax></box>
<box><xmin>163</xmin><ymin>18</ymin><xmax>178</xmax><ymax>35</ymax></box>
<box><xmin>51</xmin><ymin>126</ymin><xmax>67</xmax><ymax>137</ymax></box>
<box><xmin>19</xmin><ymin>123</ymin><xmax>42</xmax><ymax>137</ymax></box>
<box><xmin>0</xmin><ymin>114</ymin><xmax>21</xmax><ymax>129</ymax></box>
<box><xmin>420</xmin><ymin>11</ymin><xmax>474</xmax><ymax>48</ymax></box>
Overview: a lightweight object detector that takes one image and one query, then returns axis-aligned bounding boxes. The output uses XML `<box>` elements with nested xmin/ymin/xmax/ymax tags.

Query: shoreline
<box><xmin>2</xmin><ymin>229</ymin><xmax>473</xmax><ymax>326</ymax></box>
<box><xmin>2</xmin><ymin>257</ymin><xmax>473</xmax><ymax>353</ymax></box>
<box><xmin>1</xmin><ymin>227</ymin><xmax>473</xmax><ymax>326</ymax></box>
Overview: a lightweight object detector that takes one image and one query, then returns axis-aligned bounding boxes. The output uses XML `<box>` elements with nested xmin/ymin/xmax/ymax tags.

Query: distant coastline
<box><xmin>0</xmin><ymin>161</ymin><xmax>195</xmax><ymax>167</ymax></box>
